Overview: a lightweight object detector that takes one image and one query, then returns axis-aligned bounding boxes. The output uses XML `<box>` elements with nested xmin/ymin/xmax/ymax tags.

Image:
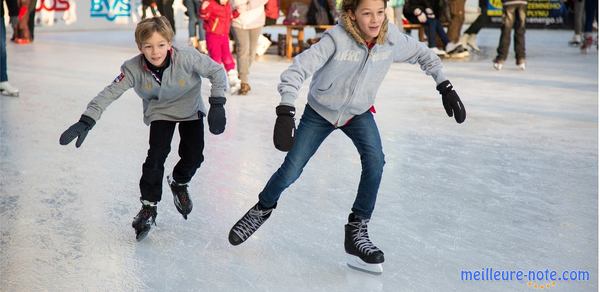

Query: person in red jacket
<box><xmin>264</xmin><ymin>0</ymin><xmax>279</xmax><ymax>25</ymax></box>
<box><xmin>200</xmin><ymin>0</ymin><xmax>241</xmax><ymax>93</ymax></box>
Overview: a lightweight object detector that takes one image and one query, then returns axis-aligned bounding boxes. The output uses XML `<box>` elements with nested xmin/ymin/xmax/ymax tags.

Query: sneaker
<box><xmin>167</xmin><ymin>175</ymin><xmax>193</xmax><ymax>220</ymax></box>
<box><xmin>345</xmin><ymin>213</ymin><xmax>384</xmax><ymax>274</ymax></box>
<box><xmin>132</xmin><ymin>202</ymin><xmax>157</xmax><ymax>241</ymax></box>
<box><xmin>0</xmin><ymin>81</ymin><xmax>19</xmax><ymax>97</ymax></box>
<box><xmin>516</xmin><ymin>59</ymin><xmax>526</xmax><ymax>70</ymax></box>
<box><xmin>228</xmin><ymin>202</ymin><xmax>276</xmax><ymax>245</ymax></box>
<box><xmin>238</xmin><ymin>82</ymin><xmax>251</xmax><ymax>95</ymax></box>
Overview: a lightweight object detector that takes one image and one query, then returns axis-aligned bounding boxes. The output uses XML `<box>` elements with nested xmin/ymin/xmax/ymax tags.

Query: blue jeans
<box><xmin>258</xmin><ymin>105</ymin><xmax>385</xmax><ymax>219</ymax></box>
<box><xmin>1</xmin><ymin>16</ymin><xmax>7</xmax><ymax>82</ymax></box>
<box><xmin>184</xmin><ymin>0</ymin><xmax>205</xmax><ymax>40</ymax></box>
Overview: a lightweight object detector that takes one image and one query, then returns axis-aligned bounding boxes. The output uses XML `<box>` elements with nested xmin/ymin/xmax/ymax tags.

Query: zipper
<box><xmin>334</xmin><ymin>44</ymin><xmax>372</xmax><ymax>127</ymax></box>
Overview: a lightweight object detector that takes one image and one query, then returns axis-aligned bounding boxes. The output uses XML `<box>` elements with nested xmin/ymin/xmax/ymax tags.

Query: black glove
<box><xmin>436</xmin><ymin>80</ymin><xmax>466</xmax><ymax>124</ymax></box>
<box><xmin>273</xmin><ymin>105</ymin><xmax>296</xmax><ymax>152</ymax></box>
<box><xmin>208</xmin><ymin>96</ymin><xmax>226</xmax><ymax>134</ymax></box>
<box><xmin>59</xmin><ymin>115</ymin><xmax>96</xmax><ymax>147</ymax></box>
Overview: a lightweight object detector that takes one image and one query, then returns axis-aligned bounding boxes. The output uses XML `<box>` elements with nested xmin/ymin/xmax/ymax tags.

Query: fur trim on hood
<box><xmin>340</xmin><ymin>12</ymin><xmax>389</xmax><ymax>46</ymax></box>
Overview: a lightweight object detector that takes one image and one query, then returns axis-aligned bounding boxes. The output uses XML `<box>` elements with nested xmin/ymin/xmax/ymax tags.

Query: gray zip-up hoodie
<box><xmin>83</xmin><ymin>46</ymin><xmax>227</xmax><ymax>125</ymax></box>
<box><xmin>278</xmin><ymin>16</ymin><xmax>447</xmax><ymax>126</ymax></box>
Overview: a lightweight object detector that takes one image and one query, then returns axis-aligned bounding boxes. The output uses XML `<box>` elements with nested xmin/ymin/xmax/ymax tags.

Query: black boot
<box><xmin>228</xmin><ymin>202</ymin><xmax>276</xmax><ymax>246</ymax></box>
<box><xmin>132</xmin><ymin>203</ymin><xmax>157</xmax><ymax>241</ymax></box>
<box><xmin>345</xmin><ymin>213</ymin><xmax>384</xmax><ymax>274</ymax></box>
<box><xmin>168</xmin><ymin>175</ymin><xmax>193</xmax><ymax>220</ymax></box>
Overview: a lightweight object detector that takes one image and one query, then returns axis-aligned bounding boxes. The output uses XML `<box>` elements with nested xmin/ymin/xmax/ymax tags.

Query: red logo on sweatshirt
<box><xmin>113</xmin><ymin>72</ymin><xmax>125</xmax><ymax>83</ymax></box>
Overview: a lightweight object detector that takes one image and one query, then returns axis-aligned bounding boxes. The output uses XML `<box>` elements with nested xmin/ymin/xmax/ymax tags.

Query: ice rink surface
<box><xmin>0</xmin><ymin>27</ymin><xmax>597</xmax><ymax>291</ymax></box>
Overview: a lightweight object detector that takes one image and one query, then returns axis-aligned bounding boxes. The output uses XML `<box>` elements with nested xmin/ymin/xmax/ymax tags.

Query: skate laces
<box><xmin>138</xmin><ymin>206</ymin><xmax>157</xmax><ymax>221</ymax></box>
<box><xmin>233</xmin><ymin>206</ymin><xmax>272</xmax><ymax>239</ymax></box>
<box><xmin>349</xmin><ymin>220</ymin><xmax>381</xmax><ymax>255</ymax></box>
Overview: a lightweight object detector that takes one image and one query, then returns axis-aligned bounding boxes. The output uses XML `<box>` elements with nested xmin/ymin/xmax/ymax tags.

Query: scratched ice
<box><xmin>0</xmin><ymin>27</ymin><xmax>597</xmax><ymax>291</ymax></box>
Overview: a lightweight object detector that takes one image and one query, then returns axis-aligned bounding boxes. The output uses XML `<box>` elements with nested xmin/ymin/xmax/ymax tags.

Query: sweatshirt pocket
<box><xmin>311</xmin><ymin>82</ymin><xmax>346</xmax><ymax>110</ymax></box>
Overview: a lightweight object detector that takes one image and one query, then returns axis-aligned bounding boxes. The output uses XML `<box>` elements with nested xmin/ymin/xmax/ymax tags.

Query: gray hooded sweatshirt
<box><xmin>83</xmin><ymin>46</ymin><xmax>227</xmax><ymax>125</ymax></box>
<box><xmin>278</xmin><ymin>19</ymin><xmax>447</xmax><ymax>126</ymax></box>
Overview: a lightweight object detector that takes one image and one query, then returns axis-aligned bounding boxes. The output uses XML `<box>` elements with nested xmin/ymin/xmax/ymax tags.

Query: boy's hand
<box><xmin>436</xmin><ymin>80</ymin><xmax>466</xmax><ymax>124</ymax></box>
<box><xmin>208</xmin><ymin>96</ymin><xmax>226</xmax><ymax>134</ymax></box>
<box><xmin>59</xmin><ymin>115</ymin><xmax>96</xmax><ymax>147</ymax></box>
<box><xmin>273</xmin><ymin>105</ymin><xmax>296</xmax><ymax>152</ymax></box>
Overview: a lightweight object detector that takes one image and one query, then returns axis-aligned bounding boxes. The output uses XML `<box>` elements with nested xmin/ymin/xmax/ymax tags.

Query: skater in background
<box><xmin>567</xmin><ymin>0</ymin><xmax>584</xmax><ymax>46</ymax></box>
<box><xmin>184</xmin><ymin>0</ymin><xmax>207</xmax><ymax>53</ymax></box>
<box><xmin>493</xmin><ymin>0</ymin><xmax>527</xmax><ymax>70</ymax></box>
<box><xmin>460</xmin><ymin>0</ymin><xmax>490</xmax><ymax>52</ymax></box>
<box><xmin>200</xmin><ymin>0</ymin><xmax>242</xmax><ymax>94</ymax></box>
<box><xmin>1</xmin><ymin>0</ymin><xmax>20</xmax><ymax>96</ymax></box>
<box><xmin>157</xmin><ymin>0</ymin><xmax>176</xmax><ymax>33</ymax></box>
<box><xmin>580</xmin><ymin>0</ymin><xmax>598</xmax><ymax>52</ymax></box>
<box><xmin>141</xmin><ymin>0</ymin><xmax>159</xmax><ymax>19</ymax></box>
<box><xmin>59</xmin><ymin>16</ymin><xmax>228</xmax><ymax>241</ymax></box>
<box><xmin>228</xmin><ymin>0</ymin><xmax>465</xmax><ymax>274</ymax></box>
<box><xmin>231</xmin><ymin>0</ymin><xmax>268</xmax><ymax>95</ymax></box>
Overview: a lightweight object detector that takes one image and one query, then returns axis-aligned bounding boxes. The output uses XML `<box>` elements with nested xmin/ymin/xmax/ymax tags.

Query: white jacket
<box><xmin>231</xmin><ymin>0</ymin><xmax>268</xmax><ymax>30</ymax></box>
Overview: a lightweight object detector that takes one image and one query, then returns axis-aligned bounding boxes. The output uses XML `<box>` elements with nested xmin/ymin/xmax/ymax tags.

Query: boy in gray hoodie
<box><xmin>59</xmin><ymin>17</ymin><xmax>228</xmax><ymax>241</ymax></box>
<box><xmin>228</xmin><ymin>0</ymin><xmax>465</xmax><ymax>274</ymax></box>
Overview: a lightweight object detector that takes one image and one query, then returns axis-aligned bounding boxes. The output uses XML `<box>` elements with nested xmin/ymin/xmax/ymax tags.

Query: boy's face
<box><xmin>140</xmin><ymin>31</ymin><xmax>172</xmax><ymax>67</ymax></box>
<box><xmin>349</xmin><ymin>0</ymin><xmax>386</xmax><ymax>41</ymax></box>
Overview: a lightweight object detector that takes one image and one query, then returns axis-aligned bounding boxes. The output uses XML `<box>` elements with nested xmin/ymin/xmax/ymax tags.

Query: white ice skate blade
<box><xmin>346</xmin><ymin>254</ymin><xmax>383</xmax><ymax>275</ymax></box>
<box><xmin>0</xmin><ymin>90</ymin><xmax>19</xmax><ymax>97</ymax></box>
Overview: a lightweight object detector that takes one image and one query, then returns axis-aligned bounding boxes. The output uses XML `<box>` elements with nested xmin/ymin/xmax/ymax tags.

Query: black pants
<box><xmin>157</xmin><ymin>0</ymin><xmax>176</xmax><ymax>34</ymax></box>
<box><xmin>139</xmin><ymin>119</ymin><xmax>204</xmax><ymax>203</ymax></box>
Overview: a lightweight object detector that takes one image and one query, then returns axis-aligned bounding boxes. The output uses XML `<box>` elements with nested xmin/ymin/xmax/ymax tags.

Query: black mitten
<box><xmin>273</xmin><ymin>105</ymin><xmax>296</xmax><ymax>152</ymax></box>
<box><xmin>436</xmin><ymin>80</ymin><xmax>466</xmax><ymax>124</ymax></box>
<box><xmin>208</xmin><ymin>96</ymin><xmax>226</xmax><ymax>134</ymax></box>
<box><xmin>59</xmin><ymin>115</ymin><xmax>96</xmax><ymax>147</ymax></box>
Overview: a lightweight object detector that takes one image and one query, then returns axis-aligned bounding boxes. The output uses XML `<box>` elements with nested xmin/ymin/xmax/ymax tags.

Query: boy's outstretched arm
<box><xmin>60</xmin><ymin>65</ymin><xmax>134</xmax><ymax>147</ymax></box>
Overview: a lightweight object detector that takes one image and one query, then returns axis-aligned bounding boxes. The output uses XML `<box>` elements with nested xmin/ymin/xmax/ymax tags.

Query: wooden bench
<box><xmin>273</xmin><ymin>22</ymin><xmax>449</xmax><ymax>59</ymax></box>
<box><xmin>271</xmin><ymin>24</ymin><xmax>334</xmax><ymax>59</ymax></box>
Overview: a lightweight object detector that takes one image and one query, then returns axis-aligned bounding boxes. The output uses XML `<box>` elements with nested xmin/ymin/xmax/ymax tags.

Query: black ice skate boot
<box><xmin>167</xmin><ymin>175</ymin><xmax>193</xmax><ymax>220</ymax></box>
<box><xmin>345</xmin><ymin>213</ymin><xmax>385</xmax><ymax>275</ymax></box>
<box><xmin>132</xmin><ymin>202</ymin><xmax>157</xmax><ymax>241</ymax></box>
<box><xmin>228</xmin><ymin>202</ymin><xmax>276</xmax><ymax>246</ymax></box>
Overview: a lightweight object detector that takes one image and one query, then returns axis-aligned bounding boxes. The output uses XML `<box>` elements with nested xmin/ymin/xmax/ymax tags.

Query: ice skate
<box><xmin>580</xmin><ymin>33</ymin><xmax>595</xmax><ymax>54</ymax></box>
<box><xmin>0</xmin><ymin>81</ymin><xmax>19</xmax><ymax>97</ymax></box>
<box><xmin>167</xmin><ymin>175</ymin><xmax>193</xmax><ymax>220</ymax></box>
<box><xmin>516</xmin><ymin>59</ymin><xmax>526</xmax><ymax>71</ymax></box>
<box><xmin>198</xmin><ymin>40</ymin><xmax>208</xmax><ymax>54</ymax></box>
<box><xmin>569</xmin><ymin>34</ymin><xmax>582</xmax><ymax>47</ymax></box>
<box><xmin>345</xmin><ymin>213</ymin><xmax>384</xmax><ymax>275</ymax></box>
<box><xmin>493</xmin><ymin>60</ymin><xmax>504</xmax><ymax>71</ymax></box>
<box><xmin>132</xmin><ymin>202</ymin><xmax>157</xmax><ymax>241</ymax></box>
<box><xmin>430</xmin><ymin>47</ymin><xmax>448</xmax><ymax>58</ymax></box>
<box><xmin>228</xmin><ymin>202</ymin><xmax>276</xmax><ymax>245</ymax></box>
<box><xmin>228</xmin><ymin>70</ymin><xmax>241</xmax><ymax>95</ymax></box>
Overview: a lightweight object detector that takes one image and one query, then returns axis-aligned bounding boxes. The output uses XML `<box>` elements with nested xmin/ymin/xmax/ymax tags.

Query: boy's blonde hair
<box><xmin>134</xmin><ymin>16</ymin><xmax>175</xmax><ymax>49</ymax></box>
<box><xmin>341</xmin><ymin>0</ymin><xmax>387</xmax><ymax>13</ymax></box>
